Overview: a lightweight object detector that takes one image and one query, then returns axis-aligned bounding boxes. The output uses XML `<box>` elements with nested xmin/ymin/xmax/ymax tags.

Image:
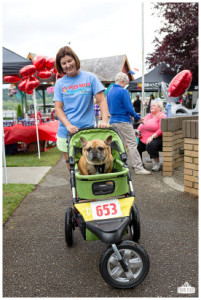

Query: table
<box><xmin>4</xmin><ymin>121</ymin><xmax>59</xmax><ymax>145</ymax></box>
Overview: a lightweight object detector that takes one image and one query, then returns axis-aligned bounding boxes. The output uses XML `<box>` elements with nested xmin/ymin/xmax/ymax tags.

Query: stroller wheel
<box><xmin>129</xmin><ymin>204</ymin><xmax>140</xmax><ymax>242</ymax></box>
<box><xmin>99</xmin><ymin>241</ymin><xmax>149</xmax><ymax>289</ymax></box>
<box><xmin>65</xmin><ymin>207</ymin><xmax>74</xmax><ymax>246</ymax></box>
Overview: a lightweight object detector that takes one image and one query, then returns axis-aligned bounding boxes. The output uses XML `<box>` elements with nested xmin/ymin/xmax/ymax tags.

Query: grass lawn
<box><xmin>3</xmin><ymin>147</ymin><xmax>62</xmax><ymax>223</ymax></box>
<box><xmin>3</xmin><ymin>184</ymin><xmax>35</xmax><ymax>223</ymax></box>
<box><xmin>5</xmin><ymin>146</ymin><xmax>62</xmax><ymax>167</ymax></box>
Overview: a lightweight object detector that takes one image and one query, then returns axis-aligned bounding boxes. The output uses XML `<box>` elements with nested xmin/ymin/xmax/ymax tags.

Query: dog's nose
<box><xmin>92</xmin><ymin>150</ymin><xmax>98</xmax><ymax>158</ymax></box>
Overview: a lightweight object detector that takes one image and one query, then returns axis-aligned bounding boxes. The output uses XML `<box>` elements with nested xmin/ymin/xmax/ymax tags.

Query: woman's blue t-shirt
<box><xmin>53</xmin><ymin>71</ymin><xmax>105</xmax><ymax>138</ymax></box>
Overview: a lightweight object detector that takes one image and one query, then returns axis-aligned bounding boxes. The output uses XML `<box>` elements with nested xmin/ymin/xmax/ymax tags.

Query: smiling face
<box><xmin>60</xmin><ymin>55</ymin><xmax>79</xmax><ymax>77</ymax></box>
<box><xmin>150</xmin><ymin>102</ymin><xmax>160</xmax><ymax>115</ymax></box>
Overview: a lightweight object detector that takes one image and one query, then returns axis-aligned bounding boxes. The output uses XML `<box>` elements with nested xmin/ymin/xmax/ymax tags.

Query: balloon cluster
<box><xmin>3</xmin><ymin>56</ymin><xmax>59</xmax><ymax>95</ymax></box>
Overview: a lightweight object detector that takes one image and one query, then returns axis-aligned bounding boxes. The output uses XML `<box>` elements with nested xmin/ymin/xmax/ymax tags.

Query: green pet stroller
<box><xmin>65</xmin><ymin>127</ymin><xmax>149</xmax><ymax>289</ymax></box>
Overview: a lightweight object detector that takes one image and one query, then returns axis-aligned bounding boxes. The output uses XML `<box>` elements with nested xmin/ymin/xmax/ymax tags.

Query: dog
<box><xmin>78</xmin><ymin>135</ymin><xmax>113</xmax><ymax>175</ymax></box>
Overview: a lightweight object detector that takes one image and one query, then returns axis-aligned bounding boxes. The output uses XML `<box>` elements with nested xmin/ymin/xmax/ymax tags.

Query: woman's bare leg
<box><xmin>63</xmin><ymin>152</ymin><xmax>70</xmax><ymax>171</ymax></box>
<box><xmin>153</xmin><ymin>158</ymin><xmax>159</xmax><ymax>164</ymax></box>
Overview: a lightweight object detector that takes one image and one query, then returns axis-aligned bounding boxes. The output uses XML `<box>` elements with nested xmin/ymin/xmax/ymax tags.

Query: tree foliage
<box><xmin>146</xmin><ymin>2</ymin><xmax>198</xmax><ymax>82</ymax></box>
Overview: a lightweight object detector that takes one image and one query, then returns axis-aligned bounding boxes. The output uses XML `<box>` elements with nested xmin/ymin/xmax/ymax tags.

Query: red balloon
<box><xmin>3</xmin><ymin>75</ymin><xmax>21</xmax><ymax>83</ymax></box>
<box><xmin>53</xmin><ymin>67</ymin><xmax>57</xmax><ymax>74</ymax></box>
<box><xmin>26</xmin><ymin>89</ymin><xmax>34</xmax><ymax>95</ymax></box>
<box><xmin>37</xmin><ymin>70</ymin><xmax>52</xmax><ymax>79</ymax></box>
<box><xmin>20</xmin><ymin>65</ymin><xmax>37</xmax><ymax>77</ymax></box>
<box><xmin>168</xmin><ymin>70</ymin><xmax>192</xmax><ymax>97</ymax></box>
<box><xmin>33</xmin><ymin>56</ymin><xmax>46</xmax><ymax>70</ymax></box>
<box><xmin>26</xmin><ymin>76</ymin><xmax>40</xmax><ymax>90</ymax></box>
<box><xmin>44</xmin><ymin>57</ymin><xmax>55</xmax><ymax>69</ymax></box>
<box><xmin>56</xmin><ymin>72</ymin><xmax>64</xmax><ymax>79</ymax></box>
<box><xmin>18</xmin><ymin>78</ymin><xmax>28</xmax><ymax>91</ymax></box>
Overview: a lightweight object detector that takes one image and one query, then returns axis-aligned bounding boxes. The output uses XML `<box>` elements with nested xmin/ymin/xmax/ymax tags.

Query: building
<box><xmin>27</xmin><ymin>53</ymin><xmax>134</xmax><ymax>87</ymax></box>
<box><xmin>80</xmin><ymin>54</ymin><xmax>134</xmax><ymax>87</ymax></box>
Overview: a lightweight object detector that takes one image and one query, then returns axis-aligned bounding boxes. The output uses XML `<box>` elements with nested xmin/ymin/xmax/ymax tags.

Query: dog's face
<box><xmin>80</xmin><ymin>135</ymin><xmax>112</xmax><ymax>165</ymax></box>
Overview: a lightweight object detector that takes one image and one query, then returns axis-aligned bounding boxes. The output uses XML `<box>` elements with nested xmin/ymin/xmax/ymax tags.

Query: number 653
<box><xmin>96</xmin><ymin>203</ymin><xmax>117</xmax><ymax>217</ymax></box>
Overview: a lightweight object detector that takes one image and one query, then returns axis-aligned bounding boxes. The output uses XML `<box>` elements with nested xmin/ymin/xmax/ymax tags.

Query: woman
<box><xmin>146</xmin><ymin>94</ymin><xmax>155</xmax><ymax>114</ymax></box>
<box><xmin>53</xmin><ymin>46</ymin><xmax>109</xmax><ymax>170</ymax></box>
<box><xmin>137</xmin><ymin>99</ymin><xmax>166</xmax><ymax>171</ymax></box>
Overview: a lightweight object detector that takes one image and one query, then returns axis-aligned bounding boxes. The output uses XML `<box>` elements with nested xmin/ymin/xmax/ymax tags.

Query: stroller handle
<box><xmin>67</xmin><ymin>126</ymin><xmax>95</xmax><ymax>145</ymax></box>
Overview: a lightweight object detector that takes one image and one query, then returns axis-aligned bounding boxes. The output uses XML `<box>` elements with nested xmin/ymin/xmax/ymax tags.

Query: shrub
<box><xmin>17</xmin><ymin>104</ymin><xmax>23</xmax><ymax>119</ymax></box>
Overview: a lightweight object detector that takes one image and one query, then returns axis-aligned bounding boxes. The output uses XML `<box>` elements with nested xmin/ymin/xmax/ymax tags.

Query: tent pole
<box><xmin>42</xmin><ymin>89</ymin><xmax>46</xmax><ymax>113</ymax></box>
<box><xmin>21</xmin><ymin>93</ymin><xmax>24</xmax><ymax>115</ymax></box>
<box><xmin>33</xmin><ymin>90</ymin><xmax>41</xmax><ymax>159</ymax></box>
<box><xmin>24</xmin><ymin>92</ymin><xmax>27</xmax><ymax>113</ymax></box>
<box><xmin>141</xmin><ymin>2</ymin><xmax>145</xmax><ymax>117</ymax></box>
<box><xmin>2</xmin><ymin>132</ymin><xmax>7</xmax><ymax>184</ymax></box>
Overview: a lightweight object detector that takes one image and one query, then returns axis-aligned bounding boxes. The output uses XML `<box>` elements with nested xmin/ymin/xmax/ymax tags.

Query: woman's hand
<box><xmin>98</xmin><ymin>121</ymin><xmax>109</xmax><ymax>128</ymax></box>
<box><xmin>67</xmin><ymin>124</ymin><xmax>79</xmax><ymax>134</ymax></box>
<box><xmin>146</xmin><ymin>135</ymin><xmax>154</xmax><ymax>144</ymax></box>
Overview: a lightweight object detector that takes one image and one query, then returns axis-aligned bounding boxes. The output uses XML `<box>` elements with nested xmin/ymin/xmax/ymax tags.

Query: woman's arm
<box><xmin>95</xmin><ymin>92</ymin><xmax>109</xmax><ymax>127</ymax></box>
<box><xmin>146</xmin><ymin>113</ymin><xmax>166</xmax><ymax>144</ymax></box>
<box><xmin>123</xmin><ymin>90</ymin><xmax>141</xmax><ymax>120</ymax></box>
<box><xmin>54</xmin><ymin>101</ymin><xmax>78</xmax><ymax>134</ymax></box>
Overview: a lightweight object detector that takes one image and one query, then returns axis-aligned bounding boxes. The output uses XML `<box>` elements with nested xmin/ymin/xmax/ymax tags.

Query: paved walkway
<box><xmin>2</xmin><ymin>166</ymin><xmax>52</xmax><ymax>184</ymax></box>
<box><xmin>3</xmin><ymin>155</ymin><xmax>198</xmax><ymax>297</ymax></box>
<box><xmin>2</xmin><ymin>152</ymin><xmax>184</xmax><ymax>190</ymax></box>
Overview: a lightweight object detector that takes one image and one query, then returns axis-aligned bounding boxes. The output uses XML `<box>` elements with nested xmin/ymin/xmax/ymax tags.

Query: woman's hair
<box><xmin>55</xmin><ymin>46</ymin><xmax>80</xmax><ymax>74</ymax></box>
<box><xmin>151</xmin><ymin>99</ymin><xmax>164</xmax><ymax>111</ymax></box>
<box><xmin>115</xmin><ymin>72</ymin><xmax>129</xmax><ymax>85</ymax></box>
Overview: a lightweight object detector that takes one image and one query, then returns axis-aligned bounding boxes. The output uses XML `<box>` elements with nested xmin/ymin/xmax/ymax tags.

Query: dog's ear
<box><xmin>104</xmin><ymin>135</ymin><xmax>112</xmax><ymax>146</ymax></box>
<box><xmin>80</xmin><ymin>137</ymin><xmax>88</xmax><ymax>148</ymax></box>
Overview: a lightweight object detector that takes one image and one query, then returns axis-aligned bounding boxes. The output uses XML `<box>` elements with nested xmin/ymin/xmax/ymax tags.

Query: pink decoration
<box><xmin>46</xmin><ymin>86</ymin><xmax>55</xmax><ymax>94</ymax></box>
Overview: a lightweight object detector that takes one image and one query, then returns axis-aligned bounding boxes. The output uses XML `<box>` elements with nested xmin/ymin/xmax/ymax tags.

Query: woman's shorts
<box><xmin>56</xmin><ymin>136</ymin><xmax>68</xmax><ymax>153</ymax></box>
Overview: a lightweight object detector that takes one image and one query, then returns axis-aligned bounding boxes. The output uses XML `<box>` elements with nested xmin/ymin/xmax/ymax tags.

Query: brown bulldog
<box><xmin>78</xmin><ymin>135</ymin><xmax>113</xmax><ymax>175</ymax></box>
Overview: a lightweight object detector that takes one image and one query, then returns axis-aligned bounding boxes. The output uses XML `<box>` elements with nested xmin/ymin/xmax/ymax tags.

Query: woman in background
<box><xmin>146</xmin><ymin>94</ymin><xmax>155</xmax><ymax>113</ymax></box>
<box><xmin>137</xmin><ymin>99</ymin><xmax>166</xmax><ymax>171</ymax></box>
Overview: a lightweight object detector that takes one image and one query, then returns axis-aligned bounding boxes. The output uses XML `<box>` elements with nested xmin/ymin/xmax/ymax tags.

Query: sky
<box><xmin>2</xmin><ymin>0</ymin><xmax>164</xmax><ymax>79</ymax></box>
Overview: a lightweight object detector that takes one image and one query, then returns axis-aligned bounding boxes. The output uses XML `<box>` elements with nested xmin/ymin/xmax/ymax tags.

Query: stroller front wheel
<box><xmin>99</xmin><ymin>241</ymin><xmax>149</xmax><ymax>289</ymax></box>
<box><xmin>65</xmin><ymin>207</ymin><xmax>74</xmax><ymax>246</ymax></box>
<box><xmin>129</xmin><ymin>204</ymin><xmax>141</xmax><ymax>242</ymax></box>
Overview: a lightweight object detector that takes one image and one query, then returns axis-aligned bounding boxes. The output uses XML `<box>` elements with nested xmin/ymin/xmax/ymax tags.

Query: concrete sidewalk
<box><xmin>2</xmin><ymin>166</ymin><xmax>52</xmax><ymax>184</ymax></box>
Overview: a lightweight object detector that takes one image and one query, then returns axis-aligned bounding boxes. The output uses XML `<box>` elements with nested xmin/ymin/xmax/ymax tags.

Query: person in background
<box><xmin>51</xmin><ymin>108</ymin><xmax>55</xmax><ymax>120</ymax></box>
<box><xmin>137</xmin><ymin>99</ymin><xmax>166</xmax><ymax>171</ymax></box>
<box><xmin>133</xmin><ymin>94</ymin><xmax>141</xmax><ymax>113</ymax></box>
<box><xmin>94</xmin><ymin>98</ymin><xmax>100</xmax><ymax>126</ymax></box>
<box><xmin>133</xmin><ymin>94</ymin><xmax>141</xmax><ymax>129</ymax></box>
<box><xmin>107</xmin><ymin>72</ymin><xmax>150</xmax><ymax>175</ymax></box>
<box><xmin>146</xmin><ymin>94</ymin><xmax>155</xmax><ymax>114</ymax></box>
<box><xmin>53</xmin><ymin>46</ymin><xmax>109</xmax><ymax>170</ymax></box>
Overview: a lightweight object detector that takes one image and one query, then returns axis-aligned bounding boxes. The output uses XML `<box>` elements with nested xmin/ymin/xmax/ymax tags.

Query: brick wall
<box><xmin>183</xmin><ymin>120</ymin><xmax>199</xmax><ymax>196</ymax></box>
<box><xmin>162</xmin><ymin>130</ymin><xmax>183</xmax><ymax>176</ymax></box>
<box><xmin>161</xmin><ymin>116</ymin><xmax>198</xmax><ymax>176</ymax></box>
